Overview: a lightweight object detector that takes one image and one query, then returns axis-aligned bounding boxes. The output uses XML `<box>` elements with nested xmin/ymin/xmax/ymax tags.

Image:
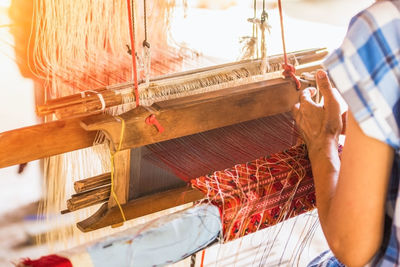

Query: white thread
<box><xmin>80</xmin><ymin>90</ymin><xmax>106</xmax><ymax>111</ymax></box>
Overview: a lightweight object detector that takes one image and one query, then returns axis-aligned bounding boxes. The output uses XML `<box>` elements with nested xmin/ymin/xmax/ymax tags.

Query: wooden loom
<box><xmin>0</xmin><ymin>48</ymin><xmax>325</xmax><ymax>233</ymax></box>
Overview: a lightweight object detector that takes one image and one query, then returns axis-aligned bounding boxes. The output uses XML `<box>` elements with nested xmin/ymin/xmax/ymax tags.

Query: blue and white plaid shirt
<box><xmin>309</xmin><ymin>0</ymin><xmax>400</xmax><ymax>266</ymax></box>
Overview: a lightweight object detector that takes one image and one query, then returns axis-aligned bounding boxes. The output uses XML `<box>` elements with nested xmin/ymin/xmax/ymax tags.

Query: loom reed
<box><xmin>36</xmin><ymin>48</ymin><xmax>326</xmax><ymax>119</ymax></box>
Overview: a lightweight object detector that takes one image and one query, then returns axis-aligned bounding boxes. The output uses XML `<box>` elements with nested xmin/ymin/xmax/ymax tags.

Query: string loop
<box><xmin>145</xmin><ymin>114</ymin><xmax>164</xmax><ymax>133</ymax></box>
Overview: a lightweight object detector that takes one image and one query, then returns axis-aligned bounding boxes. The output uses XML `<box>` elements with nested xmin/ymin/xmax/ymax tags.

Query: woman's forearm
<box><xmin>308</xmin><ymin>138</ymin><xmax>341</xmax><ymax>227</ymax></box>
<box><xmin>308</xmin><ymin>115</ymin><xmax>393</xmax><ymax>267</ymax></box>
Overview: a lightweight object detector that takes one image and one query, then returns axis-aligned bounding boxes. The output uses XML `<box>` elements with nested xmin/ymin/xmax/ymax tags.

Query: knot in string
<box><xmin>282</xmin><ymin>63</ymin><xmax>301</xmax><ymax>89</ymax></box>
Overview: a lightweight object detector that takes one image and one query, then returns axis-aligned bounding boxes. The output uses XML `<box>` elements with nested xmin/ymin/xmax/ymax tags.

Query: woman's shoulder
<box><xmin>323</xmin><ymin>0</ymin><xmax>400</xmax><ymax>150</ymax></box>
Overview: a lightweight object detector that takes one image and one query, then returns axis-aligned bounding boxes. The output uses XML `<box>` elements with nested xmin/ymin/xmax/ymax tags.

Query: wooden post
<box><xmin>108</xmin><ymin>149</ymin><xmax>131</xmax><ymax>208</ymax></box>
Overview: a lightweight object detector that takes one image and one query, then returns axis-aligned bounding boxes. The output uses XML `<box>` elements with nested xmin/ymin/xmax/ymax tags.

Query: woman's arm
<box><xmin>293</xmin><ymin>70</ymin><xmax>394</xmax><ymax>267</ymax></box>
<box><xmin>314</xmin><ymin>113</ymin><xmax>393</xmax><ymax>267</ymax></box>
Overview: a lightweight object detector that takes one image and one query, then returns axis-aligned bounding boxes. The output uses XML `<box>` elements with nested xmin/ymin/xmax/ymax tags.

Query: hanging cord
<box><xmin>252</xmin><ymin>0</ymin><xmax>256</xmax><ymax>37</ymax></box>
<box><xmin>254</xmin><ymin>0</ymin><xmax>259</xmax><ymax>58</ymax></box>
<box><xmin>143</xmin><ymin>0</ymin><xmax>150</xmax><ymax>48</ymax></box>
<box><xmin>110</xmin><ymin>116</ymin><xmax>127</xmax><ymax>223</ymax></box>
<box><xmin>277</xmin><ymin>0</ymin><xmax>301</xmax><ymax>89</ymax></box>
<box><xmin>260</xmin><ymin>0</ymin><xmax>271</xmax><ymax>73</ymax></box>
<box><xmin>142</xmin><ymin>0</ymin><xmax>151</xmax><ymax>86</ymax></box>
<box><xmin>261</xmin><ymin>0</ymin><xmax>267</xmax><ymax>22</ymax></box>
<box><xmin>127</xmin><ymin>0</ymin><xmax>140</xmax><ymax>106</ymax></box>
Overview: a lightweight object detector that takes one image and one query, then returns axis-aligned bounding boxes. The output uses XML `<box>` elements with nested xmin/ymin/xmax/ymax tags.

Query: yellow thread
<box><xmin>110</xmin><ymin>116</ymin><xmax>127</xmax><ymax>222</ymax></box>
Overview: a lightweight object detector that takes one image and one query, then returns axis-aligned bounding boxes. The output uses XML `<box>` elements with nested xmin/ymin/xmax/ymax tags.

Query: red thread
<box><xmin>21</xmin><ymin>255</ymin><xmax>72</xmax><ymax>267</ymax></box>
<box><xmin>200</xmin><ymin>250</ymin><xmax>206</xmax><ymax>267</ymax></box>
<box><xmin>126</xmin><ymin>0</ymin><xmax>140</xmax><ymax>106</ymax></box>
<box><xmin>145</xmin><ymin>114</ymin><xmax>164</xmax><ymax>133</ymax></box>
<box><xmin>277</xmin><ymin>0</ymin><xmax>301</xmax><ymax>90</ymax></box>
<box><xmin>191</xmin><ymin>144</ymin><xmax>316</xmax><ymax>241</ymax></box>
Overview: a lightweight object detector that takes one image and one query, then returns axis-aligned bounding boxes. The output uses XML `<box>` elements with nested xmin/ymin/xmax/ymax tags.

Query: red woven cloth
<box><xmin>21</xmin><ymin>255</ymin><xmax>72</xmax><ymax>267</ymax></box>
<box><xmin>191</xmin><ymin>144</ymin><xmax>316</xmax><ymax>241</ymax></box>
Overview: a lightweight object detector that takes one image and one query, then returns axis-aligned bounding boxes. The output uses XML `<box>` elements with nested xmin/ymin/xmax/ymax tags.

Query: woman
<box><xmin>293</xmin><ymin>1</ymin><xmax>400</xmax><ymax>266</ymax></box>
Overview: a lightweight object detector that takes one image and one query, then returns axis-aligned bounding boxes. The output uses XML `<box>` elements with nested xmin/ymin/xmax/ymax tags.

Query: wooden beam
<box><xmin>0</xmin><ymin>119</ymin><xmax>95</xmax><ymax>168</ymax></box>
<box><xmin>81</xmin><ymin>78</ymin><xmax>313</xmax><ymax>152</ymax></box>
<box><xmin>108</xmin><ymin>149</ymin><xmax>130</xmax><ymax>208</ymax></box>
<box><xmin>66</xmin><ymin>185</ymin><xmax>111</xmax><ymax>212</ymax></box>
<box><xmin>74</xmin><ymin>172</ymin><xmax>111</xmax><ymax>193</ymax></box>
<box><xmin>77</xmin><ymin>185</ymin><xmax>204</xmax><ymax>232</ymax></box>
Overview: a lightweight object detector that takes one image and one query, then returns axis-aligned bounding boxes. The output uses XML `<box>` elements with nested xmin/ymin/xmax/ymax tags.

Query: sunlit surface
<box><xmin>0</xmin><ymin>0</ymin><xmax>10</xmax><ymax>8</ymax></box>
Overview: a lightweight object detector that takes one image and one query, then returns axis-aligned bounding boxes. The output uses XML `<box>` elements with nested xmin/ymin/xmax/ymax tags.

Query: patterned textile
<box><xmin>312</xmin><ymin>0</ymin><xmax>400</xmax><ymax>266</ymax></box>
<box><xmin>191</xmin><ymin>144</ymin><xmax>316</xmax><ymax>241</ymax></box>
<box><xmin>324</xmin><ymin>1</ymin><xmax>400</xmax><ymax>149</ymax></box>
<box><xmin>308</xmin><ymin>251</ymin><xmax>345</xmax><ymax>267</ymax></box>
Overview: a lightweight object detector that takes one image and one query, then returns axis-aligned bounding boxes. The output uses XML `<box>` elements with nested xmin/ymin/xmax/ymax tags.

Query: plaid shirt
<box><xmin>309</xmin><ymin>0</ymin><xmax>400</xmax><ymax>266</ymax></box>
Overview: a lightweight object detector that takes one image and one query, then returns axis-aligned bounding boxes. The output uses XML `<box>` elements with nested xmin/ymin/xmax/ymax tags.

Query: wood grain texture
<box><xmin>108</xmin><ymin>149</ymin><xmax>130</xmax><ymax>208</ymax></box>
<box><xmin>81</xmin><ymin>78</ymin><xmax>314</xmax><ymax>152</ymax></box>
<box><xmin>0</xmin><ymin>118</ymin><xmax>95</xmax><ymax>168</ymax></box>
<box><xmin>74</xmin><ymin>172</ymin><xmax>111</xmax><ymax>193</ymax></box>
<box><xmin>77</xmin><ymin>185</ymin><xmax>204</xmax><ymax>232</ymax></box>
<box><xmin>67</xmin><ymin>185</ymin><xmax>111</xmax><ymax>212</ymax></box>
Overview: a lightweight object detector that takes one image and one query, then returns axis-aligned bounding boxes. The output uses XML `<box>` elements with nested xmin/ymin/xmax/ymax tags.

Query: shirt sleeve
<box><xmin>322</xmin><ymin>0</ymin><xmax>400</xmax><ymax>150</ymax></box>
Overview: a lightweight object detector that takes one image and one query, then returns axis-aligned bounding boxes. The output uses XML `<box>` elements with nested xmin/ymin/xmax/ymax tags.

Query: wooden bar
<box><xmin>108</xmin><ymin>149</ymin><xmax>131</xmax><ymax>208</ymax></box>
<box><xmin>67</xmin><ymin>186</ymin><xmax>111</xmax><ymax>212</ymax></box>
<box><xmin>77</xmin><ymin>185</ymin><xmax>204</xmax><ymax>232</ymax></box>
<box><xmin>0</xmin><ymin>119</ymin><xmax>96</xmax><ymax>168</ymax></box>
<box><xmin>74</xmin><ymin>173</ymin><xmax>111</xmax><ymax>193</ymax></box>
<box><xmin>81</xmin><ymin>78</ymin><xmax>312</xmax><ymax>152</ymax></box>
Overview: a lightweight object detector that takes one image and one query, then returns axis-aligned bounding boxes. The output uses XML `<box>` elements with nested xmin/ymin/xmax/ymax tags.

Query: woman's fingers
<box><xmin>316</xmin><ymin>70</ymin><xmax>342</xmax><ymax>116</ymax></box>
<box><xmin>308</xmin><ymin>87</ymin><xmax>318</xmax><ymax>98</ymax></box>
<box><xmin>316</xmin><ymin>70</ymin><xmax>336</xmax><ymax>105</ymax></box>
<box><xmin>292</xmin><ymin>102</ymin><xmax>301</xmax><ymax>122</ymax></box>
<box><xmin>300</xmin><ymin>87</ymin><xmax>314</xmax><ymax>103</ymax></box>
<box><xmin>293</xmin><ymin>88</ymin><xmax>320</xmax><ymax>129</ymax></box>
<box><xmin>341</xmin><ymin>111</ymin><xmax>348</xmax><ymax>135</ymax></box>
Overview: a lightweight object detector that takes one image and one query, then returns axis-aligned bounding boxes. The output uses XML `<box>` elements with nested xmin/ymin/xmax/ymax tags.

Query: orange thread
<box><xmin>200</xmin><ymin>250</ymin><xmax>206</xmax><ymax>267</ymax></box>
<box><xmin>277</xmin><ymin>0</ymin><xmax>301</xmax><ymax>89</ymax></box>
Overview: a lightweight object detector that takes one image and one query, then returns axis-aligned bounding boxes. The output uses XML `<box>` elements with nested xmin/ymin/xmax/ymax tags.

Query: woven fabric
<box><xmin>192</xmin><ymin>144</ymin><xmax>316</xmax><ymax>241</ymax></box>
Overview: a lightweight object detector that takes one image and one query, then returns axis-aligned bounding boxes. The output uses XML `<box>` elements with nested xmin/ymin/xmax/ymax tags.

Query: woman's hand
<box><xmin>292</xmin><ymin>70</ymin><xmax>345</xmax><ymax>156</ymax></box>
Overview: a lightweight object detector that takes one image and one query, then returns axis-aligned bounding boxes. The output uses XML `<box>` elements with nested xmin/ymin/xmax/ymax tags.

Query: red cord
<box><xmin>200</xmin><ymin>250</ymin><xmax>206</xmax><ymax>267</ymax></box>
<box><xmin>277</xmin><ymin>0</ymin><xmax>301</xmax><ymax>89</ymax></box>
<box><xmin>145</xmin><ymin>114</ymin><xmax>164</xmax><ymax>133</ymax></box>
<box><xmin>126</xmin><ymin>0</ymin><xmax>140</xmax><ymax>106</ymax></box>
